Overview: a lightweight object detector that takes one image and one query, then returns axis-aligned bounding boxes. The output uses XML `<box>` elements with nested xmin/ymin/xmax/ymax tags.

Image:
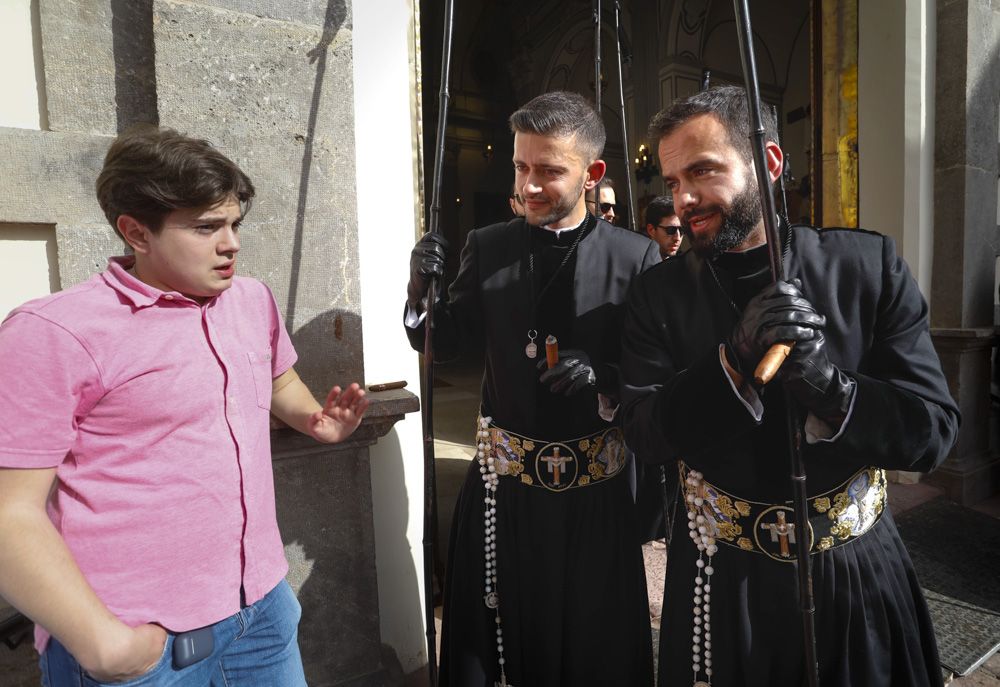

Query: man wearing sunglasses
<box><xmin>585</xmin><ymin>176</ymin><xmax>618</xmax><ymax>224</ymax></box>
<box><xmin>644</xmin><ymin>195</ymin><xmax>683</xmax><ymax>259</ymax></box>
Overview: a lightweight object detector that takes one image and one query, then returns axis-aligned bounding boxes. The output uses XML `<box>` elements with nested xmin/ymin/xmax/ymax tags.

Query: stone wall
<box><xmin>928</xmin><ymin>0</ymin><xmax>1000</xmax><ymax>505</ymax></box>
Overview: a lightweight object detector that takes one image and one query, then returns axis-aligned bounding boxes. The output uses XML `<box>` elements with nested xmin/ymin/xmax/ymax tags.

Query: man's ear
<box><xmin>583</xmin><ymin>159</ymin><xmax>608</xmax><ymax>191</ymax></box>
<box><xmin>645</xmin><ymin>224</ymin><xmax>656</xmax><ymax>239</ymax></box>
<box><xmin>765</xmin><ymin>141</ymin><xmax>784</xmax><ymax>184</ymax></box>
<box><xmin>118</xmin><ymin>215</ymin><xmax>153</xmax><ymax>255</ymax></box>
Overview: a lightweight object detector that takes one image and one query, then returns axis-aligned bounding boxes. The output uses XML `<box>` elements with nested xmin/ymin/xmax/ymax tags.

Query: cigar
<box><xmin>753</xmin><ymin>342</ymin><xmax>794</xmax><ymax>385</ymax></box>
<box><xmin>545</xmin><ymin>335</ymin><xmax>559</xmax><ymax>369</ymax></box>
<box><xmin>367</xmin><ymin>380</ymin><xmax>408</xmax><ymax>392</ymax></box>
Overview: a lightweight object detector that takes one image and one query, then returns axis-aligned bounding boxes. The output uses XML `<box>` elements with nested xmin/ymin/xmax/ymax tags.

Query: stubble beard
<box><xmin>530</xmin><ymin>175</ymin><xmax>586</xmax><ymax>227</ymax></box>
<box><xmin>684</xmin><ymin>175</ymin><xmax>763</xmax><ymax>258</ymax></box>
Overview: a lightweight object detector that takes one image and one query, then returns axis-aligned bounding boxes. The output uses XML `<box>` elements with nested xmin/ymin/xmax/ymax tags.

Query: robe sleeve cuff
<box><xmin>597</xmin><ymin>393</ymin><xmax>618</xmax><ymax>422</ymax></box>
<box><xmin>404</xmin><ymin>302</ymin><xmax>426</xmax><ymax>329</ymax></box>
<box><xmin>718</xmin><ymin>344</ymin><xmax>763</xmax><ymax>421</ymax></box>
<box><xmin>805</xmin><ymin>378</ymin><xmax>857</xmax><ymax>444</ymax></box>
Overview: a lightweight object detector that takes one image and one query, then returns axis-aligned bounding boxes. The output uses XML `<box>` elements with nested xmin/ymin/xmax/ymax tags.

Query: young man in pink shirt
<box><xmin>0</xmin><ymin>126</ymin><xmax>369</xmax><ymax>685</ymax></box>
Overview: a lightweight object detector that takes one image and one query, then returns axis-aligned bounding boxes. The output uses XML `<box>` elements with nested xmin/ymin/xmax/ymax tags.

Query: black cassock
<box><xmin>620</xmin><ymin>225</ymin><xmax>959</xmax><ymax>687</ymax></box>
<box><xmin>406</xmin><ymin>214</ymin><xmax>660</xmax><ymax>686</ymax></box>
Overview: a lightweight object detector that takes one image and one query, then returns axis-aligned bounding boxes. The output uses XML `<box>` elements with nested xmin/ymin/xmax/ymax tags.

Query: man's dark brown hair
<box><xmin>96</xmin><ymin>125</ymin><xmax>255</xmax><ymax>236</ymax></box>
<box><xmin>644</xmin><ymin>194</ymin><xmax>677</xmax><ymax>229</ymax></box>
<box><xmin>647</xmin><ymin>85</ymin><xmax>778</xmax><ymax>164</ymax></box>
<box><xmin>509</xmin><ymin>90</ymin><xmax>606</xmax><ymax>163</ymax></box>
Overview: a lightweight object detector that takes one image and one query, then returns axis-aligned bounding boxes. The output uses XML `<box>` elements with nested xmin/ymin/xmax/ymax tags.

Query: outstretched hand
<box><xmin>307</xmin><ymin>383</ymin><xmax>370</xmax><ymax>444</ymax></box>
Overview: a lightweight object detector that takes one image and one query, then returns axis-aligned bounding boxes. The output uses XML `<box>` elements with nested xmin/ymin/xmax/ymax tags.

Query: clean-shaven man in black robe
<box><xmin>405</xmin><ymin>91</ymin><xmax>659</xmax><ymax>687</ymax></box>
<box><xmin>620</xmin><ymin>86</ymin><xmax>959</xmax><ymax>687</ymax></box>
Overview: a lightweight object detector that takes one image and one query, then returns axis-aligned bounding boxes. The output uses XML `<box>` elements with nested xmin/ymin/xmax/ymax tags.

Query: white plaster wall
<box><xmin>0</xmin><ymin>1</ymin><xmax>55</xmax><ymax>321</ymax></box>
<box><xmin>0</xmin><ymin>224</ymin><xmax>59</xmax><ymax>320</ymax></box>
<box><xmin>859</xmin><ymin>0</ymin><xmax>935</xmax><ymax>297</ymax></box>
<box><xmin>0</xmin><ymin>0</ymin><xmax>44</xmax><ymax>130</ymax></box>
<box><xmin>353</xmin><ymin>0</ymin><xmax>429</xmax><ymax>674</ymax></box>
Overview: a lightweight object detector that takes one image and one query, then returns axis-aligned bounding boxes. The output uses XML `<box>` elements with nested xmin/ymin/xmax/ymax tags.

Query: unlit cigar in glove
<box><xmin>545</xmin><ymin>335</ymin><xmax>559</xmax><ymax>369</ymax></box>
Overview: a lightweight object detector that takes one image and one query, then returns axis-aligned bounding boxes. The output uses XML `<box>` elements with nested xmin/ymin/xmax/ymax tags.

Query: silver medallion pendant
<box><xmin>525</xmin><ymin>329</ymin><xmax>538</xmax><ymax>359</ymax></box>
<box><xmin>484</xmin><ymin>591</ymin><xmax>499</xmax><ymax>609</ymax></box>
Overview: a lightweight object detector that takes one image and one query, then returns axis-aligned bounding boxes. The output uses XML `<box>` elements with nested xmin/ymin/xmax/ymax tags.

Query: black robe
<box><xmin>620</xmin><ymin>225</ymin><xmax>960</xmax><ymax>687</ymax></box>
<box><xmin>407</xmin><ymin>215</ymin><xmax>660</xmax><ymax>686</ymax></box>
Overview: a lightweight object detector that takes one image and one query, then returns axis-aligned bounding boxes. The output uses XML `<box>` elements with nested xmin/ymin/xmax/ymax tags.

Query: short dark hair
<box><xmin>509</xmin><ymin>91</ymin><xmax>606</xmax><ymax>162</ymax></box>
<box><xmin>644</xmin><ymin>195</ymin><xmax>677</xmax><ymax>228</ymax></box>
<box><xmin>647</xmin><ymin>85</ymin><xmax>778</xmax><ymax>164</ymax></box>
<box><xmin>96</xmin><ymin>125</ymin><xmax>255</xmax><ymax>235</ymax></box>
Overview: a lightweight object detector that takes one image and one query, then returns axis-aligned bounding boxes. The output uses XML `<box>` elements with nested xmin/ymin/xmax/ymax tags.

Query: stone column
<box><xmin>928</xmin><ymin>0</ymin><xmax>1000</xmax><ymax>504</ymax></box>
<box><xmin>929</xmin><ymin>329</ymin><xmax>998</xmax><ymax>504</ymax></box>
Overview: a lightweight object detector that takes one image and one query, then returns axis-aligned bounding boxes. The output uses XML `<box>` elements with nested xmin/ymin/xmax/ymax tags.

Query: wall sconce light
<box><xmin>483</xmin><ymin>143</ymin><xmax>494</xmax><ymax>161</ymax></box>
<box><xmin>635</xmin><ymin>143</ymin><xmax>657</xmax><ymax>185</ymax></box>
<box><xmin>455</xmin><ymin>196</ymin><xmax>463</xmax><ymax>208</ymax></box>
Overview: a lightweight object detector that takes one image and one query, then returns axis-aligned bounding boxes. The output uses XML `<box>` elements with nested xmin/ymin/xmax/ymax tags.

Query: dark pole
<box><xmin>730</xmin><ymin>2</ymin><xmax>820</xmax><ymax>685</ymax></box>
<box><xmin>613</xmin><ymin>1</ymin><xmax>636</xmax><ymax>232</ymax></box>
<box><xmin>592</xmin><ymin>0</ymin><xmax>602</xmax><ymax>209</ymax></box>
<box><xmin>771</xmin><ymin>104</ymin><xmax>791</xmax><ymax>229</ymax></box>
<box><xmin>422</xmin><ymin>0</ymin><xmax>455</xmax><ymax>684</ymax></box>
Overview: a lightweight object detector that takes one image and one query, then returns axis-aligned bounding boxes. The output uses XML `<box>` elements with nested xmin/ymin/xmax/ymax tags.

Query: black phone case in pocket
<box><xmin>172</xmin><ymin>626</ymin><xmax>214</xmax><ymax>669</ymax></box>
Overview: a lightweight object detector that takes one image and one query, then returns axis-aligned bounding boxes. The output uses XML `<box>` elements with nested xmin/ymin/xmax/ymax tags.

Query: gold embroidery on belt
<box><xmin>679</xmin><ymin>461</ymin><xmax>886</xmax><ymax>562</ymax></box>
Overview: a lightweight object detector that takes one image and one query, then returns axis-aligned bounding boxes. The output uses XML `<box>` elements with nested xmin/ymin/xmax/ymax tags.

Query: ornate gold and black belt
<box><xmin>480</xmin><ymin>416</ymin><xmax>626</xmax><ymax>493</ymax></box>
<box><xmin>679</xmin><ymin>461</ymin><xmax>887</xmax><ymax>562</ymax></box>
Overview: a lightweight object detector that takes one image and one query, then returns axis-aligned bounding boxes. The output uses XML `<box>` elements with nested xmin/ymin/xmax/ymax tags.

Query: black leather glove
<box><xmin>407</xmin><ymin>233</ymin><xmax>448</xmax><ymax>307</ymax></box>
<box><xmin>727</xmin><ymin>279</ymin><xmax>826</xmax><ymax>375</ymax></box>
<box><xmin>779</xmin><ymin>330</ymin><xmax>855</xmax><ymax>428</ymax></box>
<box><xmin>538</xmin><ymin>349</ymin><xmax>597</xmax><ymax>396</ymax></box>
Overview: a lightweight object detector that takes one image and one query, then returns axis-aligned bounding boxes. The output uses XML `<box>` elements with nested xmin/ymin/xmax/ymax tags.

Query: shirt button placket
<box><xmin>202</xmin><ymin>305</ymin><xmax>253</xmax><ymax>595</ymax></box>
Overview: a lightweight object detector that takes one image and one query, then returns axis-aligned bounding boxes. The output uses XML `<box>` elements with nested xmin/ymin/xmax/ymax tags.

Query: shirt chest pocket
<box><xmin>247</xmin><ymin>351</ymin><xmax>274</xmax><ymax>410</ymax></box>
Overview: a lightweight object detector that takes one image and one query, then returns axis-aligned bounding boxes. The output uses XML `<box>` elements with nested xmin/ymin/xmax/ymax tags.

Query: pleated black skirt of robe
<box><xmin>658</xmin><ymin>502</ymin><xmax>941</xmax><ymax>687</ymax></box>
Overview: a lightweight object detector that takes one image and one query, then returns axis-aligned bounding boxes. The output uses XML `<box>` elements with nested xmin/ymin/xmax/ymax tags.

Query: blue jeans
<box><xmin>39</xmin><ymin>580</ymin><xmax>307</xmax><ymax>687</ymax></box>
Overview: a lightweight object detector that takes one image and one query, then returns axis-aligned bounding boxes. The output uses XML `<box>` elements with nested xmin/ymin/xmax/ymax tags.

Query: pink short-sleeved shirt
<box><xmin>0</xmin><ymin>257</ymin><xmax>298</xmax><ymax>651</ymax></box>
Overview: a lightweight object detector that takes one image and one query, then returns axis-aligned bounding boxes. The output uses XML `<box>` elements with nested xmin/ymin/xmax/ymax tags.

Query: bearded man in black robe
<box><xmin>405</xmin><ymin>91</ymin><xmax>659</xmax><ymax>687</ymax></box>
<box><xmin>620</xmin><ymin>86</ymin><xmax>959</xmax><ymax>687</ymax></box>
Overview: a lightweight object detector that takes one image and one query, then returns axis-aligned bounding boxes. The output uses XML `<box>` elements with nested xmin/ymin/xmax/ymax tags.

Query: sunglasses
<box><xmin>656</xmin><ymin>224</ymin><xmax>681</xmax><ymax>236</ymax></box>
<box><xmin>588</xmin><ymin>200</ymin><xmax>617</xmax><ymax>213</ymax></box>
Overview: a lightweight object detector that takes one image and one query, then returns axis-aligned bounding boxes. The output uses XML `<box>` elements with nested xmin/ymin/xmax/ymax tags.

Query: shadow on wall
<box><xmin>274</xmin><ymin>299</ymin><xmax>424</xmax><ymax>683</ymax></box>
<box><xmin>287</xmin><ymin>0</ymin><xmax>350</xmax><ymax>332</ymax></box>
<box><xmin>273</xmin><ymin>421</ymin><xmax>423</xmax><ymax>685</ymax></box>
<box><xmin>110</xmin><ymin>0</ymin><xmax>158</xmax><ymax>131</ymax></box>
<box><xmin>288</xmin><ymin>309</ymin><xmax>364</xmax><ymax>403</ymax></box>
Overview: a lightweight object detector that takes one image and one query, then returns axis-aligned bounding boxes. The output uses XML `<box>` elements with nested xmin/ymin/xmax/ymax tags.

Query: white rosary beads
<box><xmin>686</xmin><ymin>469</ymin><xmax>717</xmax><ymax>687</ymax></box>
<box><xmin>477</xmin><ymin>417</ymin><xmax>511</xmax><ymax>687</ymax></box>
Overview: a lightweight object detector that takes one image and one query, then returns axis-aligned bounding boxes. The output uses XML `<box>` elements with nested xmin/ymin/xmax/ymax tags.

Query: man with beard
<box><xmin>405</xmin><ymin>91</ymin><xmax>658</xmax><ymax>687</ymax></box>
<box><xmin>619</xmin><ymin>86</ymin><xmax>958</xmax><ymax>686</ymax></box>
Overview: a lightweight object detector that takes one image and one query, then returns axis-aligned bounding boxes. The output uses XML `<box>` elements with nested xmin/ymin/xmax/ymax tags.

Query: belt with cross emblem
<box><xmin>679</xmin><ymin>461</ymin><xmax>887</xmax><ymax>562</ymax></box>
<box><xmin>480</xmin><ymin>417</ymin><xmax>626</xmax><ymax>493</ymax></box>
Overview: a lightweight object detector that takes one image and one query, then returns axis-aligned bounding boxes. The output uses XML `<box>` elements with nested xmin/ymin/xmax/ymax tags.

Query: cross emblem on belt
<box><xmin>760</xmin><ymin>509</ymin><xmax>797</xmax><ymax>558</ymax></box>
<box><xmin>540</xmin><ymin>446</ymin><xmax>573</xmax><ymax>485</ymax></box>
